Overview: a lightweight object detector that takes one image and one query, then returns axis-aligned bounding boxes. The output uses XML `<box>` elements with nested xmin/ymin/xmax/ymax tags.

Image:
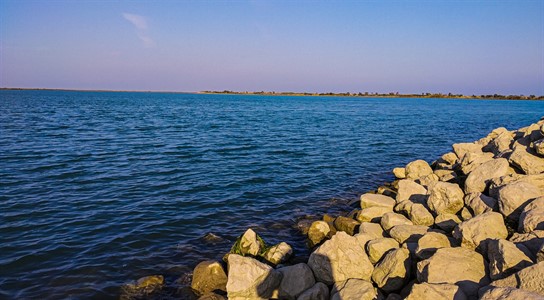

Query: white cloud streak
<box><xmin>122</xmin><ymin>12</ymin><xmax>155</xmax><ymax>48</ymax></box>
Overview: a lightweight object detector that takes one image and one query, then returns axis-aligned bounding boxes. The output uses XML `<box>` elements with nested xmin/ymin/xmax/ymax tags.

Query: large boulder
<box><xmin>416</xmin><ymin>247</ymin><xmax>490</xmax><ymax>297</ymax></box>
<box><xmin>296</xmin><ymin>282</ymin><xmax>329</xmax><ymax>300</ymax></box>
<box><xmin>459</xmin><ymin>152</ymin><xmax>494</xmax><ymax>175</ymax></box>
<box><xmin>464</xmin><ymin>158</ymin><xmax>510</xmax><ymax>194</ymax></box>
<box><xmin>509</xmin><ymin>146</ymin><xmax>544</xmax><ymax>175</ymax></box>
<box><xmin>381</xmin><ymin>212</ymin><xmax>413</xmax><ymax>231</ymax></box>
<box><xmin>330</xmin><ymin>279</ymin><xmax>378</xmax><ymax>300</ymax></box>
<box><xmin>408</xmin><ymin>203</ymin><xmax>434</xmax><ymax>226</ymax></box>
<box><xmin>262</xmin><ymin>242</ymin><xmax>292</xmax><ymax>265</ymax></box>
<box><xmin>333</xmin><ymin>216</ymin><xmax>360</xmax><ymax>236</ymax></box>
<box><xmin>358</xmin><ymin>222</ymin><xmax>386</xmax><ymax>238</ymax></box>
<box><xmin>366</xmin><ymin>237</ymin><xmax>400</xmax><ymax>264</ymax></box>
<box><xmin>371</xmin><ymin>248</ymin><xmax>411</xmax><ymax>292</ymax></box>
<box><xmin>464</xmin><ymin>192</ymin><xmax>498</xmax><ymax>215</ymax></box>
<box><xmin>396</xmin><ymin>180</ymin><xmax>428</xmax><ymax>203</ymax></box>
<box><xmin>452</xmin><ymin>212</ymin><xmax>508</xmax><ymax>251</ymax></box>
<box><xmin>308</xmin><ymin>231</ymin><xmax>374</xmax><ymax>285</ymax></box>
<box><xmin>357</xmin><ymin>207</ymin><xmax>392</xmax><ymax>223</ymax></box>
<box><xmin>479</xmin><ymin>286</ymin><xmax>544</xmax><ymax>300</ymax></box>
<box><xmin>497</xmin><ymin>181</ymin><xmax>542</xmax><ymax>222</ymax></box>
<box><xmin>406</xmin><ymin>283</ymin><xmax>467</xmax><ymax>300</ymax></box>
<box><xmin>191</xmin><ymin>261</ymin><xmax>228</xmax><ymax>295</ymax></box>
<box><xmin>487</xmin><ymin>239</ymin><xmax>533</xmax><ymax>280</ymax></box>
<box><xmin>360</xmin><ymin>193</ymin><xmax>396</xmax><ymax>210</ymax></box>
<box><xmin>416</xmin><ymin>232</ymin><xmax>451</xmax><ymax>260</ymax></box>
<box><xmin>452</xmin><ymin>142</ymin><xmax>483</xmax><ymax>160</ymax></box>
<box><xmin>509</xmin><ymin>230</ymin><xmax>544</xmax><ymax>259</ymax></box>
<box><xmin>276</xmin><ymin>263</ymin><xmax>315</xmax><ymax>300</ymax></box>
<box><xmin>427</xmin><ymin>182</ymin><xmax>465</xmax><ymax>215</ymax></box>
<box><xmin>490</xmin><ymin>132</ymin><xmax>515</xmax><ymax>155</ymax></box>
<box><xmin>405</xmin><ymin>159</ymin><xmax>434</xmax><ymax>180</ymax></box>
<box><xmin>518</xmin><ymin>196</ymin><xmax>544</xmax><ymax>233</ymax></box>
<box><xmin>307</xmin><ymin>221</ymin><xmax>330</xmax><ymax>247</ymax></box>
<box><xmin>488</xmin><ymin>261</ymin><xmax>544</xmax><ymax>295</ymax></box>
<box><xmin>389</xmin><ymin>225</ymin><xmax>430</xmax><ymax>244</ymax></box>
<box><xmin>226</xmin><ymin>254</ymin><xmax>282</xmax><ymax>300</ymax></box>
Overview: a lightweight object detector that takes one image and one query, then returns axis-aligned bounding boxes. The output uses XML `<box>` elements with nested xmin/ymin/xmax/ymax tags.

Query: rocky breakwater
<box><xmin>123</xmin><ymin>118</ymin><xmax>544</xmax><ymax>300</ymax></box>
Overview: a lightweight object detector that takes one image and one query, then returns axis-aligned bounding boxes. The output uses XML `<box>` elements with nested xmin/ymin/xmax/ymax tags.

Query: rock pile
<box><xmin>126</xmin><ymin>119</ymin><xmax>544</xmax><ymax>299</ymax></box>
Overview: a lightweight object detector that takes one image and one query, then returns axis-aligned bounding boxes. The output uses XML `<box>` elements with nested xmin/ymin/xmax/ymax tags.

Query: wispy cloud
<box><xmin>122</xmin><ymin>12</ymin><xmax>155</xmax><ymax>48</ymax></box>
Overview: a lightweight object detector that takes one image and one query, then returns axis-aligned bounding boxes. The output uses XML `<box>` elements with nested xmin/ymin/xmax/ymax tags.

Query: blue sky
<box><xmin>1</xmin><ymin>0</ymin><xmax>543</xmax><ymax>95</ymax></box>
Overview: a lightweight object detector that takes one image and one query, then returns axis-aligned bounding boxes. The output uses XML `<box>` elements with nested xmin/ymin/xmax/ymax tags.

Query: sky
<box><xmin>1</xmin><ymin>0</ymin><xmax>543</xmax><ymax>95</ymax></box>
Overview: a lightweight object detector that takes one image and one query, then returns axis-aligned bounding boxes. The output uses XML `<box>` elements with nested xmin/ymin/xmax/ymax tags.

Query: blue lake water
<box><xmin>0</xmin><ymin>90</ymin><xmax>542</xmax><ymax>298</ymax></box>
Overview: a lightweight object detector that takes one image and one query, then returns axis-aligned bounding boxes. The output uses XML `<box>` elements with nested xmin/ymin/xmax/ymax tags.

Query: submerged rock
<box><xmin>121</xmin><ymin>275</ymin><xmax>165</xmax><ymax>299</ymax></box>
<box><xmin>191</xmin><ymin>261</ymin><xmax>227</xmax><ymax>295</ymax></box>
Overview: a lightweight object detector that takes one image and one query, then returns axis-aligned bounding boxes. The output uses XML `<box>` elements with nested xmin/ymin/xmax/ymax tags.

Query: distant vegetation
<box><xmin>201</xmin><ymin>90</ymin><xmax>544</xmax><ymax>100</ymax></box>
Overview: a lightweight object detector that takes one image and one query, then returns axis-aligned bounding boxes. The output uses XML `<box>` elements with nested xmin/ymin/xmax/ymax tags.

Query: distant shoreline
<box><xmin>1</xmin><ymin>87</ymin><xmax>543</xmax><ymax>100</ymax></box>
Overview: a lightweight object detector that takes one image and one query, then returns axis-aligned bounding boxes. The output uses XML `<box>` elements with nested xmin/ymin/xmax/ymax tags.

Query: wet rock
<box><xmin>393</xmin><ymin>167</ymin><xmax>406</xmax><ymax>179</ymax></box>
<box><xmin>330</xmin><ymin>279</ymin><xmax>378</xmax><ymax>300</ymax></box>
<box><xmin>191</xmin><ymin>261</ymin><xmax>227</xmax><ymax>295</ymax></box>
<box><xmin>262</xmin><ymin>242</ymin><xmax>292</xmax><ymax>265</ymax></box>
<box><xmin>333</xmin><ymin>216</ymin><xmax>360</xmax><ymax>235</ymax></box>
<box><xmin>358</xmin><ymin>222</ymin><xmax>386</xmax><ymax>239</ymax></box>
<box><xmin>427</xmin><ymin>181</ymin><xmax>465</xmax><ymax>215</ymax></box>
<box><xmin>366</xmin><ymin>237</ymin><xmax>400</xmax><ymax>264</ymax></box>
<box><xmin>226</xmin><ymin>254</ymin><xmax>282</xmax><ymax>300</ymax></box>
<box><xmin>371</xmin><ymin>248</ymin><xmax>411</xmax><ymax>292</ymax></box>
<box><xmin>276</xmin><ymin>263</ymin><xmax>315</xmax><ymax>300</ymax></box>
<box><xmin>497</xmin><ymin>181</ymin><xmax>541</xmax><ymax>222</ymax></box>
<box><xmin>416</xmin><ymin>232</ymin><xmax>451</xmax><ymax>260</ymax></box>
<box><xmin>360</xmin><ymin>193</ymin><xmax>396</xmax><ymax>210</ymax></box>
<box><xmin>452</xmin><ymin>143</ymin><xmax>483</xmax><ymax>160</ymax></box>
<box><xmin>408</xmin><ymin>203</ymin><xmax>434</xmax><ymax>226</ymax></box>
<box><xmin>488</xmin><ymin>261</ymin><xmax>544</xmax><ymax>295</ymax></box>
<box><xmin>308</xmin><ymin>231</ymin><xmax>374</xmax><ymax>285</ymax></box>
<box><xmin>389</xmin><ymin>224</ymin><xmax>430</xmax><ymax>244</ymax></box>
<box><xmin>296</xmin><ymin>282</ymin><xmax>329</xmax><ymax>300</ymax></box>
<box><xmin>487</xmin><ymin>239</ymin><xmax>533</xmax><ymax>280</ymax></box>
<box><xmin>122</xmin><ymin>275</ymin><xmax>165</xmax><ymax>299</ymax></box>
<box><xmin>307</xmin><ymin>221</ymin><xmax>330</xmax><ymax>247</ymax></box>
<box><xmin>518</xmin><ymin>196</ymin><xmax>544</xmax><ymax>233</ymax></box>
<box><xmin>509</xmin><ymin>145</ymin><xmax>544</xmax><ymax>175</ymax></box>
<box><xmin>406</xmin><ymin>283</ymin><xmax>467</xmax><ymax>300</ymax></box>
<box><xmin>479</xmin><ymin>286</ymin><xmax>544</xmax><ymax>300</ymax></box>
<box><xmin>396</xmin><ymin>180</ymin><xmax>428</xmax><ymax>203</ymax></box>
<box><xmin>381</xmin><ymin>212</ymin><xmax>413</xmax><ymax>231</ymax></box>
<box><xmin>417</xmin><ymin>247</ymin><xmax>489</xmax><ymax>297</ymax></box>
<box><xmin>434</xmin><ymin>213</ymin><xmax>462</xmax><ymax>233</ymax></box>
<box><xmin>453</xmin><ymin>212</ymin><xmax>508</xmax><ymax>251</ymax></box>
<box><xmin>464</xmin><ymin>192</ymin><xmax>498</xmax><ymax>215</ymax></box>
<box><xmin>357</xmin><ymin>206</ymin><xmax>392</xmax><ymax>223</ymax></box>
<box><xmin>464</xmin><ymin>158</ymin><xmax>510</xmax><ymax>194</ymax></box>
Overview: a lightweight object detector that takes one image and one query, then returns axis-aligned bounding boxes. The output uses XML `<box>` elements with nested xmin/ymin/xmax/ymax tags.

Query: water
<box><xmin>0</xmin><ymin>90</ymin><xmax>542</xmax><ymax>298</ymax></box>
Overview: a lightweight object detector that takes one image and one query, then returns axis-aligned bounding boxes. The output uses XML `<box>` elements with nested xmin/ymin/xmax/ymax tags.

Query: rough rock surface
<box><xmin>226</xmin><ymin>254</ymin><xmax>282</xmax><ymax>300</ymax></box>
<box><xmin>497</xmin><ymin>181</ymin><xmax>541</xmax><ymax>221</ymax></box>
<box><xmin>308</xmin><ymin>231</ymin><xmax>374</xmax><ymax>285</ymax></box>
<box><xmin>452</xmin><ymin>143</ymin><xmax>483</xmax><ymax>160</ymax></box>
<box><xmin>381</xmin><ymin>212</ymin><xmax>413</xmax><ymax>231</ymax></box>
<box><xmin>434</xmin><ymin>213</ymin><xmax>462</xmax><ymax>233</ymax></box>
<box><xmin>405</xmin><ymin>159</ymin><xmax>434</xmax><ymax>180</ymax></box>
<box><xmin>416</xmin><ymin>247</ymin><xmax>489</xmax><ymax>297</ymax></box>
<box><xmin>330</xmin><ymin>279</ymin><xmax>378</xmax><ymax>300</ymax></box>
<box><xmin>239</xmin><ymin>229</ymin><xmax>262</xmax><ymax>256</ymax></box>
<box><xmin>393</xmin><ymin>167</ymin><xmax>406</xmax><ymax>179</ymax></box>
<box><xmin>408</xmin><ymin>203</ymin><xmax>434</xmax><ymax>226</ymax></box>
<box><xmin>535</xmin><ymin>139</ymin><xmax>544</xmax><ymax>156</ymax></box>
<box><xmin>358</xmin><ymin>222</ymin><xmax>385</xmax><ymax>239</ymax></box>
<box><xmin>416</xmin><ymin>232</ymin><xmax>451</xmax><ymax>260</ymax></box>
<box><xmin>276</xmin><ymin>263</ymin><xmax>315</xmax><ymax>300</ymax></box>
<box><xmin>406</xmin><ymin>283</ymin><xmax>467</xmax><ymax>300</ymax></box>
<box><xmin>452</xmin><ymin>212</ymin><xmax>508</xmax><ymax>251</ymax></box>
<box><xmin>357</xmin><ymin>207</ymin><xmax>392</xmax><ymax>223</ymax></box>
<box><xmin>464</xmin><ymin>192</ymin><xmax>498</xmax><ymax>215</ymax></box>
<box><xmin>307</xmin><ymin>221</ymin><xmax>330</xmax><ymax>246</ymax></box>
<box><xmin>296</xmin><ymin>282</ymin><xmax>329</xmax><ymax>300</ymax></box>
<box><xmin>396</xmin><ymin>180</ymin><xmax>428</xmax><ymax>203</ymax></box>
<box><xmin>487</xmin><ymin>239</ymin><xmax>533</xmax><ymax>280</ymax></box>
<box><xmin>262</xmin><ymin>242</ymin><xmax>292</xmax><ymax>265</ymax></box>
<box><xmin>191</xmin><ymin>260</ymin><xmax>228</xmax><ymax>295</ymax></box>
<box><xmin>509</xmin><ymin>146</ymin><xmax>544</xmax><ymax>175</ymax></box>
<box><xmin>479</xmin><ymin>286</ymin><xmax>544</xmax><ymax>300</ymax></box>
<box><xmin>427</xmin><ymin>181</ymin><xmax>465</xmax><ymax>215</ymax></box>
<box><xmin>333</xmin><ymin>216</ymin><xmax>360</xmax><ymax>236</ymax></box>
<box><xmin>464</xmin><ymin>158</ymin><xmax>510</xmax><ymax>194</ymax></box>
<box><xmin>389</xmin><ymin>225</ymin><xmax>430</xmax><ymax>244</ymax></box>
<box><xmin>518</xmin><ymin>196</ymin><xmax>544</xmax><ymax>233</ymax></box>
<box><xmin>360</xmin><ymin>193</ymin><xmax>396</xmax><ymax>210</ymax></box>
<box><xmin>371</xmin><ymin>248</ymin><xmax>411</xmax><ymax>292</ymax></box>
<box><xmin>366</xmin><ymin>237</ymin><xmax>400</xmax><ymax>264</ymax></box>
<box><xmin>489</xmin><ymin>261</ymin><xmax>544</xmax><ymax>295</ymax></box>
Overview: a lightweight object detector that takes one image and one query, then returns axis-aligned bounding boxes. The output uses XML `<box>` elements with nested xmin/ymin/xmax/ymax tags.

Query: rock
<box><xmin>296</xmin><ymin>282</ymin><xmax>329</xmax><ymax>300</ymax></box>
<box><xmin>276</xmin><ymin>263</ymin><xmax>315</xmax><ymax>300</ymax></box>
<box><xmin>371</xmin><ymin>248</ymin><xmax>411</xmax><ymax>292</ymax></box>
<box><xmin>393</xmin><ymin>167</ymin><xmax>406</xmax><ymax>179</ymax></box>
<box><xmin>538</xmin><ymin>243</ymin><xmax>544</xmax><ymax>262</ymax></box>
<box><xmin>460</xmin><ymin>206</ymin><xmax>473</xmax><ymax>221</ymax></box>
<box><xmin>434</xmin><ymin>169</ymin><xmax>458</xmax><ymax>182</ymax></box>
<box><xmin>330</xmin><ymin>279</ymin><xmax>378</xmax><ymax>300</ymax></box>
<box><xmin>406</xmin><ymin>283</ymin><xmax>467</xmax><ymax>300</ymax></box>
<box><xmin>488</xmin><ymin>261</ymin><xmax>544</xmax><ymax>295</ymax></box>
<box><xmin>453</xmin><ymin>212</ymin><xmax>508</xmax><ymax>251</ymax></box>
<box><xmin>509</xmin><ymin>146</ymin><xmax>544</xmax><ymax>175</ymax></box>
<box><xmin>427</xmin><ymin>181</ymin><xmax>465</xmax><ymax>215</ymax></box>
<box><xmin>459</xmin><ymin>152</ymin><xmax>495</xmax><ymax>175</ymax></box>
<box><xmin>396</xmin><ymin>180</ymin><xmax>428</xmax><ymax>203</ymax></box>
<box><xmin>464</xmin><ymin>192</ymin><xmax>498</xmax><ymax>215</ymax></box>
<box><xmin>509</xmin><ymin>230</ymin><xmax>544</xmax><ymax>258</ymax></box>
<box><xmin>497</xmin><ymin>181</ymin><xmax>541</xmax><ymax>222</ymax></box>
<box><xmin>360</xmin><ymin>193</ymin><xmax>396</xmax><ymax>210</ymax></box>
<box><xmin>518</xmin><ymin>196</ymin><xmax>544</xmax><ymax>233</ymax></box>
<box><xmin>198</xmin><ymin>292</ymin><xmax>226</xmax><ymax>300</ymax></box>
<box><xmin>487</xmin><ymin>239</ymin><xmax>533</xmax><ymax>280</ymax></box>
<box><xmin>381</xmin><ymin>212</ymin><xmax>413</xmax><ymax>231</ymax></box>
<box><xmin>308</xmin><ymin>231</ymin><xmax>374</xmax><ymax>285</ymax></box>
<box><xmin>394</xmin><ymin>200</ymin><xmax>415</xmax><ymax>215</ymax></box>
<box><xmin>464</xmin><ymin>158</ymin><xmax>510</xmax><ymax>194</ymax></box>
<box><xmin>237</xmin><ymin>229</ymin><xmax>262</xmax><ymax>256</ymax></box>
<box><xmin>378</xmin><ymin>185</ymin><xmax>397</xmax><ymax>198</ymax></box>
<box><xmin>333</xmin><ymin>216</ymin><xmax>360</xmax><ymax>235</ymax></box>
<box><xmin>389</xmin><ymin>224</ymin><xmax>430</xmax><ymax>244</ymax></box>
<box><xmin>417</xmin><ymin>247</ymin><xmax>490</xmax><ymax>297</ymax></box>
<box><xmin>479</xmin><ymin>286</ymin><xmax>544</xmax><ymax>300</ymax></box>
<box><xmin>441</xmin><ymin>152</ymin><xmax>459</xmax><ymax>165</ymax></box>
<box><xmin>453</xmin><ymin>143</ymin><xmax>483</xmax><ymax>160</ymax></box>
<box><xmin>385</xmin><ymin>293</ymin><xmax>403</xmax><ymax>300</ymax></box>
<box><xmin>307</xmin><ymin>221</ymin><xmax>330</xmax><ymax>246</ymax></box>
<box><xmin>535</xmin><ymin>138</ymin><xmax>544</xmax><ymax>156</ymax></box>
<box><xmin>366</xmin><ymin>237</ymin><xmax>400</xmax><ymax>264</ymax></box>
<box><xmin>358</xmin><ymin>222</ymin><xmax>386</xmax><ymax>238</ymax></box>
<box><xmin>262</xmin><ymin>242</ymin><xmax>292</xmax><ymax>265</ymax></box>
<box><xmin>357</xmin><ymin>207</ymin><xmax>392</xmax><ymax>223</ymax></box>
<box><xmin>405</xmin><ymin>159</ymin><xmax>434</xmax><ymax>180</ymax></box>
<box><xmin>416</xmin><ymin>173</ymin><xmax>439</xmax><ymax>187</ymax></box>
<box><xmin>122</xmin><ymin>275</ymin><xmax>165</xmax><ymax>298</ymax></box>
<box><xmin>296</xmin><ymin>218</ymin><xmax>315</xmax><ymax>235</ymax></box>
<box><xmin>226</xmin><ymin>254</ymin><xmax>281</xmax><ymax>300</ymax></box>
<box><xmin>191</xmin><ymin>261</ymin><xmax>228</xmax><ymax>295</ymax></box>
<box><xmin>491</xmin><ymin>132</ymin><xmax>515</xmax><ymax>155</ymax></box>
<box><xmin>408</xmin><ymin>203</ymin><xmax>434</xmax><ymax>226</ymax></box>
<box><xmin>435</xmin><ymin>213</ymin><xmax>462</xmax><ymax>233</ymax></box>
<box><xmin>416</xmin><ymin>232</ymin><xmax>451</xmax><ymax>260</ymax></box>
